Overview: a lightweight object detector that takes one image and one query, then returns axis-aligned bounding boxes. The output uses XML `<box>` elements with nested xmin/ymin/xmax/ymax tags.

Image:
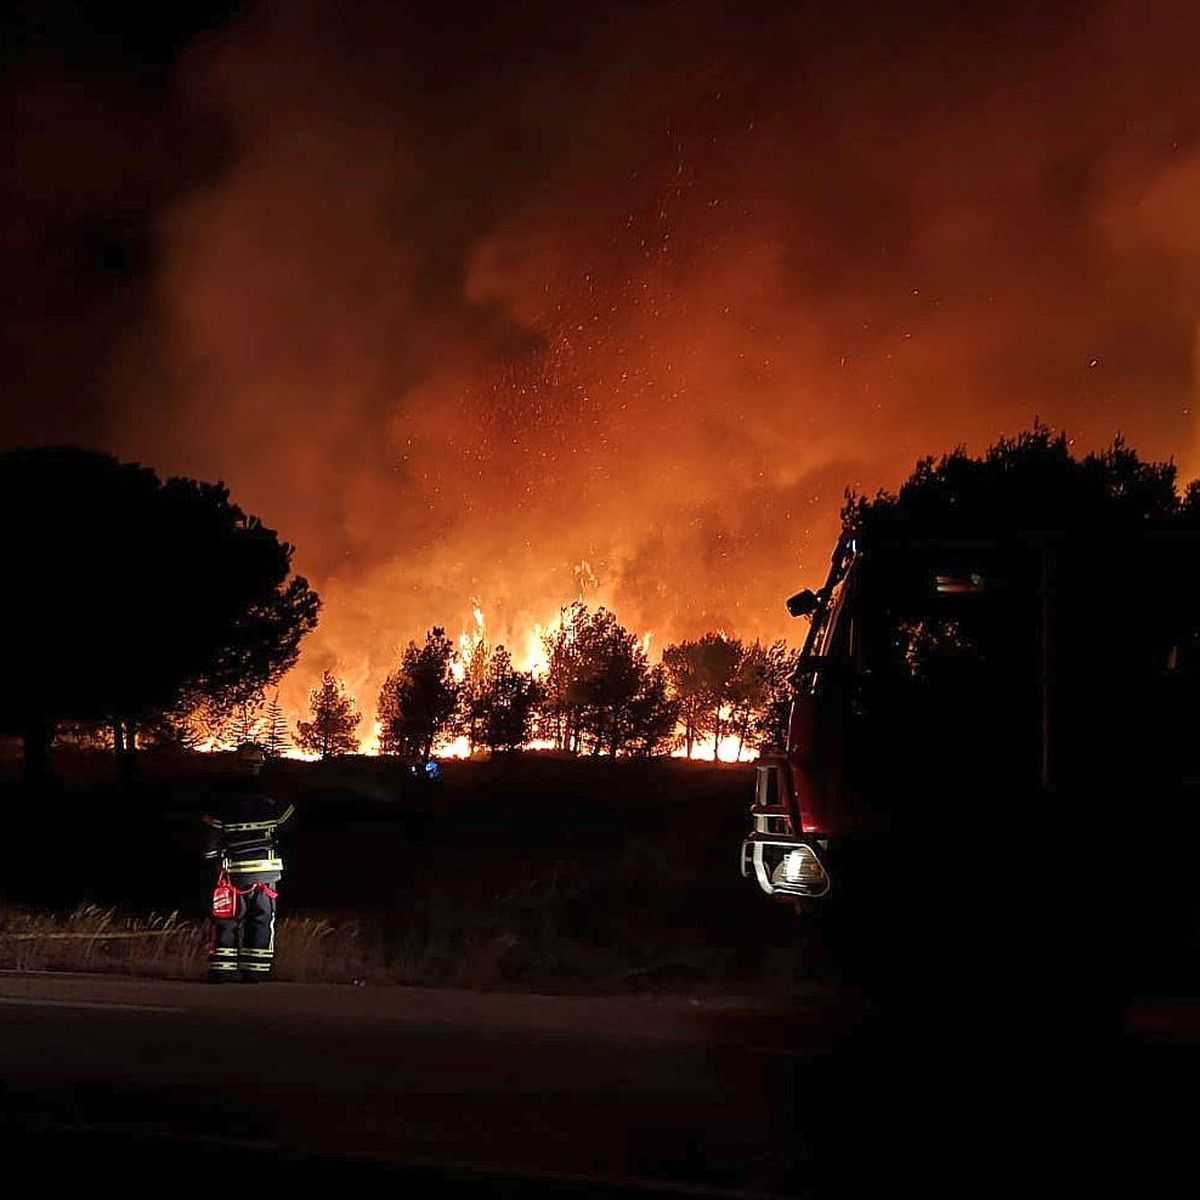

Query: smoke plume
<box><xmin>13</xmin><ymin>1</ymin><xmax>1200</xmax><ymax>720</ymax></box>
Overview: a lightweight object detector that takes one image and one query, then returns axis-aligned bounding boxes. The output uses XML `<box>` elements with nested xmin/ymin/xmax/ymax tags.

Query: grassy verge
<box><xmin>0</xmin><ymin>757</ymin><xmax>817</xmax><ymax>993</ymax></box>
<box><xmin>0</xmin><ymin>898</ymin><xmax>813</xmax><ymax>993</ymax></box>
<box><xmin>0</xmin><ymin>904</ymin><xmax>380</xmax><ymax>984</ymax></box>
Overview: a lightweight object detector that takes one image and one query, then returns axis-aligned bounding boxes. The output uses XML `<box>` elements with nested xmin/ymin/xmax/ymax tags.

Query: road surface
<box><xmin>0</xmin><ymin>972</ymin><xmax>861</xmax><ymax>1196</ymax></box>
<box><xmin>4</xmin><ymin>971</ymin><xmax>1198</xmax><ymax>1195</ymax></box>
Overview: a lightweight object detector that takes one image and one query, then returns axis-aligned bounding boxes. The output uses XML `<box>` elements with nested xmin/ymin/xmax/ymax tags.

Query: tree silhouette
<box><xmin>662</xmin><ymin>634</ymin><xmax>796</xmax><ymax>758</ymax></box>
<box><xmin>226</xmin><ymin>693</ymin><xmax>265</xmax><ymax>747</ymax></box>
<box><xmin>540</xmin><ymin>602</ymin><xmax>591</xmax><ymax>752</ymax></box>
<box><xmin>576</xmin><ymin>609</ymin><xmax>646</xmax><ymax>755</ymax></box>
<box><xmin>726</xmin><ymin>639</ymin><xmax>798</xmax><ymax>758</ymax></box>
<box><xmin>752</xmin><ymin>640</ymin><xmax>800</xmax><ymax>750</ymax></box>
<box><xmin>262</xmin><ymin>692</ymin><xmax>290</xmax><ymax>758</ymax></box>
<box><xmin>541</xmin><ymin>603</ymin><xmax>662</xmax><ymax>756</ymax></box>
<box><xmin>477</xmin><ymin>646</ymin><xmax>542</xmax><ymax>753</ymax></box>
<box><xmin>690</xmin><ymin>632</ymin><xmax>743</xmax><ymax>759</ymax></box>
<box><xmin>295</xmin><ymin>670</ymin><xmax>360</xmax><ymax>758</ymax></box>
<box><xmin>661</xmin><ymin>640</ymin><xmax>708</xmax><ymax>757</ymax></box>
<box><xmin>623</xmin><ymin>663</ymin><xmax>680</xmax><ymax>756</ymax></box>
<box><xmin>0</xmin><ymin>446</ymin><xmax>319</xmax><ymax>782</ymax></box>
<box><xmin>457</xmin><ymin>636</ymin><xmax>493</xmax><ymax>754</ymax></box>
<box><xmin>378</xmin><ymin>627</ymin><xmax>459</xmax><ymax>761</ymax></box>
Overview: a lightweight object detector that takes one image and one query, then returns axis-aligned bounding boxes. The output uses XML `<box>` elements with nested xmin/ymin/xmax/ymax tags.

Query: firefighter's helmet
<box><xmin>235</xmin><ymin>742</ymin><xmax>266</xmax><ymax>767</ymax></box>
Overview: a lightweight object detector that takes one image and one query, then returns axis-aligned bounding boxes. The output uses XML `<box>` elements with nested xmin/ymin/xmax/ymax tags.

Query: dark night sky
<box><xmin>5</xmin><ymin>0</ymin><xmax>1200</xmax><ymax>717</ymax></box>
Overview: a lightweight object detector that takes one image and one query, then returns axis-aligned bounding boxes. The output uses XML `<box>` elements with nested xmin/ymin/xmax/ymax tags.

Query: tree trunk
<box><xmin>115</xmin><ymin>719</ymin><xmax>139</xmax><ymax>786</ymax></box>
<box><xmin>713</xmin><ymin>705</ymin><xmax>723</xmax><ymax>761</ymax></box>
<box><xmin>734</xmin><ymin>710</ymin><xmax>752</xmax><ymax>762</ymax></box>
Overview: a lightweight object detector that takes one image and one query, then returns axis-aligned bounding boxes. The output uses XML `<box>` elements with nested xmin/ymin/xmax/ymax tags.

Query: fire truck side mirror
<box><xmin>786</xmin><ymin>588</ymin><xmax>818</xmax><ymax>618</ymax></box>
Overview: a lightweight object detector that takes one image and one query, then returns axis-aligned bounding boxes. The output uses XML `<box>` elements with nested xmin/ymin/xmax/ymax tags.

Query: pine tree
<box><xmin>458</xmin><ymin>636</ymin><xmax>492</xmax><ymax>754</ymax></box>
<box><xmin>661</xmin><ymin>640</ymin><xmax>708</xmax><ymax>758</ymax></box>
<box><xmin>660</xmin><ymin>633</ymin><xmax>742</xmax><ymax>759</ymax></box>
<box><xmin>378</xmin><ymin>628</ymin><xmax>459</xmax><ymax>761</ymax></box>
<box><xmin>227</xmin><ymin>692</ymin><xmax>265</xmax><ymax>747</ymax></box>
<box><xmin>263</xmin><ymin>691</ymin><xmax>290</xmax><ymax>758</ymax></box>
<box><xmin>541</xmin><ymin>604</ymin><xmax>659</xmax><ymax>756</ymax></box>
<box><xmin>623</xmin><ymin>663</ymin><xmax>680</xmax><ymax>756</ymax></box>
<box><xmin>296</xmin><ymin>671</ymin><xmax>361</xmax><ymax>758</ymax></box>
<box><xmin>479</xmin><ymin>646</ymin><xmax>541</xmax><ymax>753</ymax></box>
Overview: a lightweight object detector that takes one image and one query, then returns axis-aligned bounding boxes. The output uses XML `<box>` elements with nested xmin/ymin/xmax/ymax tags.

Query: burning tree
<box><xmin>296</xmin><ymin>671</ymin><xmax>360</xmax><ymax>758</ymax></box>
<box><xmin>378</xmin><ymin>627</ymin><xmax>459</xmax><ymax>761</ymax></box>
<box><xmin>457</xmin><ymin>636</ymin><xmax>493</xmax><ymax>754</ymax></box>
<box><xmin>0</xmin><ymin>447</ymin><xmax>320</xmax><ymax>783</ymax></box>
<box><xmin>475</xmin><ymin>646</ymin><xmax>542</xmax><ymax>754</ymax></box>
<box><xmin>541</xmin><ymin>603</ymin><xmax>668</xmax><ymax>756</ymax></box>
<box><xmin>659</xmin><ymin>634</ymin><xmax>797</xmax><ymax>759</ymax></box>
<box><xmin>660</xmin><ymin>633</ymin><xmax>742</xmax><ymax>759</ymax></box>
<box><xmin>725</xmin><ymin>639</ymin><xmax>798</xmax><ymax>758</ymax></box>
<box><xmin>622</xmin><ymin>663</ymin><xmax>680</xmax><ymax>756</ymax></box>
<box><xmin>454</xmin><ymin>632</ymin><xmax>545</xmax><ymax>755</ymax></box>
<box><xmin>661</xmin><ymin>641</ymin><xmax>708</xmax><ymax>757</ymax></box>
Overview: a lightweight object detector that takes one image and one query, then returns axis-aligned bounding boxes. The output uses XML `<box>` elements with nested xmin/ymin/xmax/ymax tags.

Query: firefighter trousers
<box><xmin>208</xmin><ymin>883</ymin><xmax>277</xmax><ymax>982</ymax></box>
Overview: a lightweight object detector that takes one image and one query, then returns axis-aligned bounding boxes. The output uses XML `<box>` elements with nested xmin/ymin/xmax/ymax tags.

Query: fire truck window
<box><xmin>763</xmin><ymin>767</ymin><xmax>780</xmax><ymax>807</ymax></box>
<box><xmin>892</xmin><ymin>618</ymin><xmax>982</xmax><ymax>682</ymax></box>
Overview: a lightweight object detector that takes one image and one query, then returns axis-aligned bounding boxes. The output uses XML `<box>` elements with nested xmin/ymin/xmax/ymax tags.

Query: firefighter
<box><xmin>203</xmin><ymin>742</ymin><xmax>294</xmax><ymax>983</ymax></box>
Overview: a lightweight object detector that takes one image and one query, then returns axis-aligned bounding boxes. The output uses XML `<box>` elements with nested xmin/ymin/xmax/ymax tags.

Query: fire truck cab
<box><xmin>742</xmin><ymin>524</ymin><xmax>1200</xmax><ymax>912</ymax></box>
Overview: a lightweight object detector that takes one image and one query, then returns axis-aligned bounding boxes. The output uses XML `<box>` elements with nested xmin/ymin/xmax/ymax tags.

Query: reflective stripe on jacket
<box><xmin>202</xmin><ymin>790</ymin><xmax>294</xmax><ymax>875</ymax></box>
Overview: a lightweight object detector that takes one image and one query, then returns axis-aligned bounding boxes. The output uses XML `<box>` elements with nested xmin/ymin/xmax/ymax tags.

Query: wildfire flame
<box><xmin>266</xmin><ymin>595</ymin><xmax>757</xmax><ymax>762</ymax></box>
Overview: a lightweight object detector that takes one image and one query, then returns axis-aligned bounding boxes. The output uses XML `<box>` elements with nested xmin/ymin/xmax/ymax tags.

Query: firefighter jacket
<box><xmin>202</xmin><ymin>786</ymin><xmax>295</xmax><ymax>884</ymax></box>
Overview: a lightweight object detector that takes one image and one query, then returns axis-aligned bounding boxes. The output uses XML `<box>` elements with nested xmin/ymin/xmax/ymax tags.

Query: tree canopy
<box><xmin>540</xmin><ymin>603</ymin><xmax>682</xmax><ymax>756</ymax></box>
<box><xmin>843</xmin><ymin>424</ymin><xmax>1186</xmax><ymax>541</ymax></box>
<box><xmin>475</xmin><ymin>646</ymin><xmax>542</xmax><ymax>753</ymax></box>
<box><xmin>296</xmin><ymin>670</ymin><xmax>361</xmax><ymax>758</ymax></box>
<box><xmin>0</xmin><ymin>446</ymin><xmax>319</xmax><ymax>776</ymax></box>
<box><xmin>839</xmin><ymin>424</ymin><xmax>1200</xmax><ymax>797</ymax></box>
<box><xmin>378</xmin><ymin>627</ymin><xmax>459</xmax><ymax>761</ymax></box>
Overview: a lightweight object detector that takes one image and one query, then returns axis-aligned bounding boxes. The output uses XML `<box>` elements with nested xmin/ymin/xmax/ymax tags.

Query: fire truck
<box><xmin>741</xmin><ymin>519</ymin><xmax>1200</xmax><ymax>950</ymax></box>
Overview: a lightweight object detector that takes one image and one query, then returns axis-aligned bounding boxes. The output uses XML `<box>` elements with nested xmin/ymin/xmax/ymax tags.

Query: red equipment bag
<box><xmin>211</xmin><ymin>870</ymin><xmax>238</xmax><ymax>920</ymax></box>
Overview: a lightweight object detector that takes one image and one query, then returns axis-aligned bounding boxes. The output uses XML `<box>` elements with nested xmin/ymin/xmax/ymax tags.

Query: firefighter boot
<box><xmin>208</xmin><ymin>943</ymin><xmax>239</xmax><ymax>983</ymax></box>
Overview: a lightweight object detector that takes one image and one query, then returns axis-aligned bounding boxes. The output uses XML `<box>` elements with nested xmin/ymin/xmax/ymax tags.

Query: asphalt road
<box><xmin>0</xmin><ymin>973</ymin><xmax>864</xmax><ymax>1197</ymax></box>
<box><xmin>5</xmin><ymin>971</ymin><xmax>1200</xmax><ymax>1196</ymax></box>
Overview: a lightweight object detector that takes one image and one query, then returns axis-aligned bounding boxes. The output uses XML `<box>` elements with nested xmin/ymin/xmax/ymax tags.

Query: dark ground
<box><xmin>2</xmin><ymin>751</ymin><xmax>1199</xmax><ymax>1193</ymax></box>
<box><xmin>1</xmin><ymin>752</ymin><xmax>811</xmax><ymax>993</ymax></box>
<box><xmin>0</xmin><ymin>969</ymin><xmax>1196</xmax><ymax>1197</ymax></box>
<box><xmin>0</xmin><ymin>972</ymin><xmax>857</xmax><ymax>1196</ymax></box>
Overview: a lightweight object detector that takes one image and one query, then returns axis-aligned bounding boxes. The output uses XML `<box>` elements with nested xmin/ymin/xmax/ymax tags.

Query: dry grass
<box><xmin>0</xmin><ymin>905</ymin><xmax>380</xmax><ymax>984</ymax></box>
<box><xmin>0</xmin><ymin>904</ymin><xmax>206</xmax><ymax>978</ymax></box>
<box><xmin>0</xmin><ymin>894</ymin><xmax>810</xmax><ymax>993</ymax></box>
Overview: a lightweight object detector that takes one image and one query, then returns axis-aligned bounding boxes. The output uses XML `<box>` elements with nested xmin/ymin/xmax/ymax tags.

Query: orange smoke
<box><xmin>102</xmin><ymin>1</ymin><xmax>1200</xmax><ymax>729</ymax></box>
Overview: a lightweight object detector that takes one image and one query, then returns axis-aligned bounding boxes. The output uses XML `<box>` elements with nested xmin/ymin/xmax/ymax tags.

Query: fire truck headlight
<box><xmin>771</xmin><ymin>844</ymin><xmax>830</xmax><ymax>894</ymax></box>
